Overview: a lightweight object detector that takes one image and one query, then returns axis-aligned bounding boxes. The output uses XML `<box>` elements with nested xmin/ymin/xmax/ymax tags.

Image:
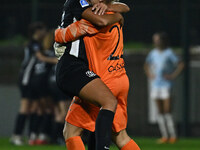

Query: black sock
<box><xmin>88</xmin><ymin>132</ymin><xmax>96</xmax><ymax>150</ymax></box>
<box><xmin>29</xmin><ymin>113</ymin><xmax>43</xmax><ymax>135</ymax></box>
<box><xmin>57</xmin><ymin>122</ymin><xmax>64</xmax><ymax>138</ymax></box>
<box><xmin>29</xmin><ymin>113</ymin><xmax>37</xmax><ymax>135</ymax></box>
<box><xmin>51</xmin><ymin>122</ymin><xmax>64</xmax><ymax>141</ymax></box>
<box><xmin>95</xmin><ymin>109</ymin><xmax>114</xmax><ymax>150</ymax></box>
<box><xmin>39</xmin><ymin>114</ymin><xmax>53</xmax><ymax>135</ymax></box>
<box><xmin>14</xmin><ymin>113</ymin><xmax>27</xmax><ymax>135</ymax></box>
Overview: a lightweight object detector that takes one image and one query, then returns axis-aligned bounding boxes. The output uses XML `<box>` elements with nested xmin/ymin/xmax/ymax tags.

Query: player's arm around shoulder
<box><xmin>82</xmin><ymin>8</ymin><xmax>123</xmax><ymax>27</ymax></box>
<box><xmin>82</xmin><ymin>1</ymin><xmax>127</xmax><ymax>27</ymax></box>
<box><xmin>107</xmin><ymin>2</ymin><xmax>130</xmax><ymax>13</ymax></box>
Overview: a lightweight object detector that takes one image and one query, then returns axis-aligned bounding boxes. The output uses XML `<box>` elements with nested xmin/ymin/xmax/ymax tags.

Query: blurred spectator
<box><xmin>144</xmin><ymin>32</ymin><xmax>184</xmax><ymax>144</ymax></box>
<box><xmin>10</xmin><ymin>22</ymin><xmax>47</xmax><ymax>145</ymax></box>
<box><xmin>28</xmin><ymin>28</ymin><xmax>56</xmax><ymax>145</ymax></box>
<box><xmin>46</xmin><ymin>31</ymin><xmax>71</xmax><ymax>145</ymax></box>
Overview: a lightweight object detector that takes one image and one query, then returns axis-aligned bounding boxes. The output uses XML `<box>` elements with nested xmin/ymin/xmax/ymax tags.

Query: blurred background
<box><xmin>0</xmin><ymin>0</ymin><xmax>200</xmax><ymax>146</ymax></box>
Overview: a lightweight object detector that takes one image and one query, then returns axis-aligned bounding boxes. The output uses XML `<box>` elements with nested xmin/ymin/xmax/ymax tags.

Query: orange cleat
<box><xmin>169</xmin><ymin>137</ymin><xmax>177</xmax><ymax>144</ymax></box>
<box><xmin>156</xmin><ymin>138</ymin><xmax>168</xmax><ymax>144</ymax></box>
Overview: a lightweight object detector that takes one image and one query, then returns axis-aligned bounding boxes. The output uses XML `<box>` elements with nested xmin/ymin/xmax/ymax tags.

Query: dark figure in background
<box><xmin>10</xmin><ymin>22</ymin><xmax>47</xmax><ymax>145</ymax></box>
<box><xmin>28</xmin><ymin>29</ymin><xmax>58</xmax><ymax>145</ymax></box>
<box><xmin>35</xmin><ymin>30</ymin><xmax>72</xmax><ymax>145</ymax></box>
<box><xmin>11</xmin><ymin>22</ymin><xmax>61</xmax><ymax>146</ymax></box>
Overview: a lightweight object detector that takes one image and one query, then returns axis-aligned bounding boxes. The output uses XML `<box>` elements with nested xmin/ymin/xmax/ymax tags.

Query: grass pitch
<box><xmin>0</xmin><ymin>138</ymin><xmax>200</xmax><ymax>150</ymax></box>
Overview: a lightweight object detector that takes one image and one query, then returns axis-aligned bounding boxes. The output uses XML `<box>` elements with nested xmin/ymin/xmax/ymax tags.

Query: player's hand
<box><xmin>148</xmin><ymin>73</ymin><xmax>155</xmax><ymax>80</ymax></box>
<box><xmin>92</xmin><ymin>2</ymin><xmax>108</xmax><ymax>15</ymax></box>
<box><xmin>164</xmin><ymin>74</ymin><xmax>175</xmax><ymax>80</ymax></box>
<box><xmin>54</xmin><ymin>42</ymin><xmax>66</xmax><ymax>60</ymax></box>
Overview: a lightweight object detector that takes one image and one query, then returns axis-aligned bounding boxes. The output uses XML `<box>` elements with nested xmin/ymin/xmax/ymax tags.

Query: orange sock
<box><xmin>121</xmin><ymin>139</ymin><xmax>140</xmax><ymax>150</ymax></box>
<box><xmin>66</xmin><ymin>136</ymin><xmax>85</xmax><ymax>150</ymax></box>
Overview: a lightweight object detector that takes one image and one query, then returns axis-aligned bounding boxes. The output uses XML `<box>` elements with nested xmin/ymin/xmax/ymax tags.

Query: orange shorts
<box><xmin>65</xmin><ymin>74</ymin><xmax>129</xmax><ymax>133</ymax></box>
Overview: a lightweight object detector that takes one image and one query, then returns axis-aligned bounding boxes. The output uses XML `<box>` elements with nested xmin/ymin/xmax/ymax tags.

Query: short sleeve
<box><xmin>32</xmin><ymin>43</ymin><xmax>41</xmax><ymax>53</ymax></box>
<box><xmin>71</xmin><ymin>0</ymin><xmax>91</xmax><ymax>20</ymax></box>
<box><xmin>169</xmin><ymin>50</ymin><xmax>179</xmax><ymax>65</ymax></box>
<box><xmin>146</xmin><ymin>51</ymin><xmax>153</xmax><ymax>64</ymax></box>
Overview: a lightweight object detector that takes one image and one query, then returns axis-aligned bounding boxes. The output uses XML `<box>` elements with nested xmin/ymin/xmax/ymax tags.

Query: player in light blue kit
<box><xmin>144</xmin><ymin>32</ymin><xmax>184</xmax><ymax>144</ymax></box>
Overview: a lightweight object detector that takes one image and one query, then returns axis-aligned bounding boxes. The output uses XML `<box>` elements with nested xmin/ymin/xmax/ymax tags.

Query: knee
<box><xmin>102</xmin><ymin>96</ymin><xmax>118</xmax><ymax>112</ymax></box>
<box><xmin>63</xmin><ymin>125</ymin><xmax>68</xmax><ymax>140</ymax></box>
<box><xmin>19</xmin><ymin>107</ymin><xmax>29</xmax><ymax>114</ymax></box>
<box><xmin>112</xmin><ymin>130</ymin><xmax>131</xmax><ymax>149</ymax></box>
<box><xmin>110</xmin><ymin>97</ymin><xmax>118</xmax><ymax>110</ymax></box>
<box><xmin>19</xmin><ymin>99</ymin><xmax>30</xmax><ymax>114</ymax></box>
<box><xmin>63</xmin><ymin>122</ymin><xmax>83</xmax><ymax>140</ymax></box>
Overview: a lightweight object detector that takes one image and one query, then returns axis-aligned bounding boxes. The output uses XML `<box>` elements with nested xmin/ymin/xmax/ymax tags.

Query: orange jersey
<box><xmin>55</xmin><ymin>18</ymin><xmax>129</xmax><ymax>133</ymax></box>
<box><xmin>83</xmin><ymin>23</ymin><xmax>126</xmax><ymax>83</ymax></box>
<box><xmin>55</xmin><ymin>19</ymin><xmax>126</xmax><ymax>82</ymax></box>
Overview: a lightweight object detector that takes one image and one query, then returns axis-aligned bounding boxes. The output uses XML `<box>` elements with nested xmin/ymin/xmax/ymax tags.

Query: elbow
<box><xmin>95</xmin><ymin>19</ymin><xmax>109</xmax><ymax>27</ymax></box>
<box><xmin>122</xmin><ymin>4</ymin><xmax>130</xmax><ymax>13</ymax></box>
<box><xmin>36</xmin><ymin>52</ymin><xmax>44</xmax><ymax>61</ymax></box>
<box><xmin>126</xmin><ymin>7</ymin><xmax>130</xmax><ymax>12</ymax></box>
<box><xmin>124</xmin><ymin>6</ymin><xmax>130</xmax><ymax>13</ymax></box>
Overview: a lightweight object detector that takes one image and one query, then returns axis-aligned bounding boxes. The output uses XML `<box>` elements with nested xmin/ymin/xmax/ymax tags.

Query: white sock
<box><xmin>165</xmin><ymin>113</ymin><xmax>176</xmax><ymax>138</ymax></box>
<box><xmin>157</xmin><ymin>114</ymin><xmax>168</xmax><ymax>138</ymax></box>
<box><xmin>38</xmin><ymin>133</ymin><xmax>47</xmax><ymax>140</ymax></box>
<box><xmin>29</xmin><ymin>132</ymin><xmax>37</xmax><ymax>140</ymax></box>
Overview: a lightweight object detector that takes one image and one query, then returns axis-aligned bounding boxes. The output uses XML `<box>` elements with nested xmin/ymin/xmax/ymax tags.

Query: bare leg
<box><xmin>59</xmin><ymin>100</ymin><xmax>71</xmax><ymax>121</ymax></box>
<box><xmin>112</xmin><ymin>130</ymin><xmax>140</xmax><ymax>150</ymax></box>
<box><xmin>63</xmin><ymin>122</ymin><xmax>84</xmax><ymax>140</ymax></box>
<box><xmin>19</xmin><ymin>98</ymin><xmax>30</xmax><ymax>114</ymax></box>
<box><xmin>156</xmin><ymin>100</ymin><xmax>168</xmax><ymax>141</ymax></box>
<box><xmin>79</xmin><ymin>78</ymin><xmax>117</xmax><ymax>150</ymax></box>
<box><xmin>155</xmin><ymin>99</ymin><xmax>164</xmax><ymax>114</ymax></box>
<box><xmin>63</xmin><ymin>122</ymin><xmax>85</xmax><ymax>150</ymax></box>
<box><xmin>163</xmin><ymin>98</ymin><xmax>171</xmax><ymax>114</ymax></box>
<box><xmin>79</xmin><ymin>78</ymin><xmax>117</xmax><ymax>112</ymax></box>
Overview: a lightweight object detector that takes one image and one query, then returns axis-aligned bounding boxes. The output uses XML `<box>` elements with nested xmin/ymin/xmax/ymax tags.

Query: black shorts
<box><xmin>48</xmin><ymin>80</ymin><xmax>72</xmax><ymax>102</ymax></box>
<box><xmin>56</xmin><ymin>54</ymin><xmax>99</xmax><ymax>97</ymax></box>
<box><xmin>18</xmin><ymin>74</ymin><xmax>32</xmax><ymax>99</ymax></box>
<box><xmin>30</xmin><ymin>75</ymin><xmax>49</xmax><ymax>99</ymax></box>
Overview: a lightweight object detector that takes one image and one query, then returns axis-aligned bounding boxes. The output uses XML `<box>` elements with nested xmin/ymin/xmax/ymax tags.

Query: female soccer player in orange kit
<box><xmin>55</xmin><ymin>1</ymin><xmax>140</xmax><ymax>150</ymax></box>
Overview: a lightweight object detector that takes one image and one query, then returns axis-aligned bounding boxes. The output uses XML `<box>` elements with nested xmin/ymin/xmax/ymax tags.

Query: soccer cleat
<box><xmin>35</xmin><ymin>139</ymin><xmax>48</xmax><ymax>145</ymax></box>
<box><xmin>28</xmin><ymin>132</ymin><xmax>37</xmax><ymax>145</ymax></box>
<box><xmin>169</xmin><ymin>137</ymin><xmax>177</xmax><ymax>144</ymax></box>
<box><xmin>35</xmin><ymin>133</ymin><xmax>49</xmax><ymax>145</ymax></box>
<box><xmin>156</xmin><ymin>138</ymin><xmax>168</xmax><ymax>144</ymax></box>
<box><xmin>10</xmin><ymin>135</ymin><xmax>24</xmax><ymax>146</ymax></box>
<box><xmin>28</xmin><ymin>139</ymin><xmax>37</xmax><ymax>145</ymax></box>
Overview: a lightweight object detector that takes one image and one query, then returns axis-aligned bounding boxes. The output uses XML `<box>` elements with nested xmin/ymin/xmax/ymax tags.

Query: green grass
<box><xmin>1</xmin><ymin>138</ymin><xmax>200</xmax><ymax>150</ymax></box>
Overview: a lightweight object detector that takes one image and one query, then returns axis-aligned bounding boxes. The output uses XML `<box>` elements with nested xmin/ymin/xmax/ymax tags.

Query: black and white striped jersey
<box><xmin>60</xmin><ymin>0</ymin><xmax>91</xmax><ymax>63</ymax></box>
<box><xmin>19</xmin><ymin>40</ymin><xmax>42</xmax><ymax>86</ymax></box>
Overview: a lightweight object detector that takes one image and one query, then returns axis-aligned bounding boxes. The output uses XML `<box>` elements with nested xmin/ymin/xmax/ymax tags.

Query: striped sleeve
<box><xmin>55</xmin><ymin>19</ymin><xmax>99</xmax><ymax>43</ymax></box>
